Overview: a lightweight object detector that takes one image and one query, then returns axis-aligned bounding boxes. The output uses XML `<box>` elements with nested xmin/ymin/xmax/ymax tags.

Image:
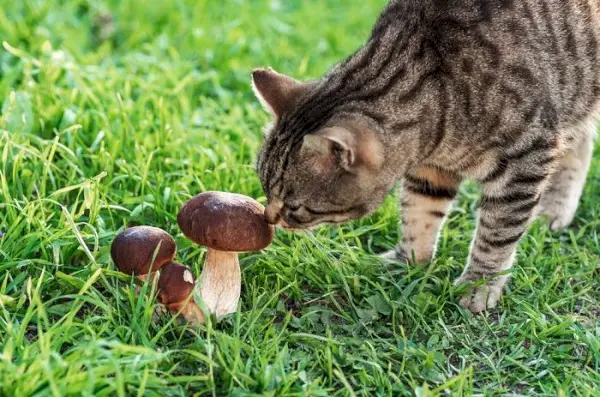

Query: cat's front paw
<box><xmin>379</xmin><ymin>247</ymin><xmax>409</xmax><ymax>263</ymax></box>
<box><xmin>454</xmin><ymin>273</ymin><xmax>509</xmax><ymax>313</ymax></box>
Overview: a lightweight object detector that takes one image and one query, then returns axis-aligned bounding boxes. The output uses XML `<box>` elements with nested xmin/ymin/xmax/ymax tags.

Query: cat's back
<box><xmin>422</xmin><ymin>0</ymin><xmax>600</xmax><ymax>63</ymax></box>
<box><xmin>405</xmin><ymin>0</ymin><xmax>600</xmax><ymax>127</ymax></box>
<box><xmin>302</xmin><ymin>0</ymin><xmax>600</xmax><ymax>150</ymax></box>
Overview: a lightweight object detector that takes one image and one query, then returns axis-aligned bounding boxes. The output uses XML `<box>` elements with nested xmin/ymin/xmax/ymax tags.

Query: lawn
<box><xmin>1</xmin><ymin>0</ymin><xmax>599</xmax><ymax>395</ymax></box>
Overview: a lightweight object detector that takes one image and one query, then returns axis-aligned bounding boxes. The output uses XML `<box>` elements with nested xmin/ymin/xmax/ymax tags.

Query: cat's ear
<box><xmin>301</xmin><ymin>130</ymin><xmax>355</xmax><ymax>172</ymax></box>
<box><xmin>301</xmin><ymin>127</ymin><xmax>383</xmax><ymax>173</ymax></box>
<box><xmin>252</xmin><ymin>68</ymin><xmax>305</xmax><ymax>117</ymax></box>
<box><xmin>301</xmin><ymin>127</ymin><xmax>383</xmax><ymax>172</ymax></box>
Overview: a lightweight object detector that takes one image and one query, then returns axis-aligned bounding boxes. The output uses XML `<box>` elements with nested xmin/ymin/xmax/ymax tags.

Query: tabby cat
<box><xmin>252</xmin><ymin>0</ymin><xmax>599</xmax><ymax>313</ymax></box>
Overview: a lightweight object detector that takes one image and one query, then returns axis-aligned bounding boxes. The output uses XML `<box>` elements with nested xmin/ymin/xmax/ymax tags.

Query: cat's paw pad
<box><xmin>454</xmin><ymin>275</ymin><xmax>505</xmax><ymax>313</ymax></box>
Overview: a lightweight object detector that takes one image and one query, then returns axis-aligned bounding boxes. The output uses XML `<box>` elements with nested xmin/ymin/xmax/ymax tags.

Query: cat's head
<box><xmin>252</xmin><ymin>68</ymin><xmax>395</xmax><ymax>230</ymax></box>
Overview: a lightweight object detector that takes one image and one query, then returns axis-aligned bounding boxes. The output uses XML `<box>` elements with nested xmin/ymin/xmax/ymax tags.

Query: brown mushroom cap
<box><xmin>111</xmin><ymin>226</ymin><xmax>176</xmax><ymax>276</ymax></box>
<box><xmin>177</xmin><ymin>191</ymin><xmax>274</xmax><ymax>252</ymax></box>
<box><xmin>157</xmin><ymin>262</ymin><xmax>196</xmax><ymax>305</ymax></box>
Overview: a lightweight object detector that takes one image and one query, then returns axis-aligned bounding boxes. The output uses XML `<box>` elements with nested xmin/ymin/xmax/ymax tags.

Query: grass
<box><xmin>0</xmin><ymin>0</ymin><xmax>599</xmax><ymax>395</ymax></box>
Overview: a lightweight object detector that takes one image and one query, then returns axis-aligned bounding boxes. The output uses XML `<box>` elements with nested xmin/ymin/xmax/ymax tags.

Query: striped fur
<box><xmin>253</xmin><ymin>0</ymin><xmax>600</xmax><ymax>313</ymax></box>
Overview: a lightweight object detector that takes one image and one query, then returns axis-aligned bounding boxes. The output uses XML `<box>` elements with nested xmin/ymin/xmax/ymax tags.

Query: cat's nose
<box><xmin>264</xmin><ymin>198</ymin><xmax>284</xmax><ymax>225</ymax></box>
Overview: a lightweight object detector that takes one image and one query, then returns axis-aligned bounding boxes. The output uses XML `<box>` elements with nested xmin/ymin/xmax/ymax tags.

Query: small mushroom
<box><xmin>110</xmin><ymin>226</ymin><xmax>176</xmax><ymax>281</ymax></box>
<box><xmin>157</xmin><ymin>262</ymin><xmax>204</xmax><ymax>324</ymax></box>
<box><xmin>177</xmin><ymin>192</ymin><xmax>274</xmax><ymax>319</ymax></box>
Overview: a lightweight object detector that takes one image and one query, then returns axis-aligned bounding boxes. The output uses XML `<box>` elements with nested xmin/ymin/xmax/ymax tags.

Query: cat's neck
<box><xmin>324</xmin><ymin>19</ymin><xmax>443</xmax><ymax>175</ymax></box>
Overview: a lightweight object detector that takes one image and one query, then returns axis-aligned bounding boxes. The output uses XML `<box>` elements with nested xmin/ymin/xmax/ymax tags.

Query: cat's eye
<box><xmin>286</xmin><ymin>203</ymin><xmax>301</xmax><ymax>211</ymax></box>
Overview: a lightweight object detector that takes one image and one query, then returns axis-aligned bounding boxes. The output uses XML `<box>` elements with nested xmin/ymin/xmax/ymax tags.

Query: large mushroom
<box><xmin>177</xmin><ymin>191</ymin><xmax>274</xmax><ymax>319</ymax></box>
<box><xmin>110</xmin><ymin>226</ymin><xmax>176</xmax><ymax>281</ymax></box>
<box><xmin>157</xmin><ymin>262</ymin><xmax>204</xmax><ymax>324</ymax></box>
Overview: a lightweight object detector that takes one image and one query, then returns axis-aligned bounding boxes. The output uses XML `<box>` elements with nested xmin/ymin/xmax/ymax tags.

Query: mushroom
<box><xmin>177</xmin><ymin>191</ymin><xmax>274</xmax><ymax>319</ymax></box>
<box><xmin>110</xmin><ymin>226</ymin><xmax>176</xmax><ymax>282</ymax></box>
<box><xmin>157</xmin><ymin>262</ymin><xmax>204</xmax><ymax>324</ymax></box>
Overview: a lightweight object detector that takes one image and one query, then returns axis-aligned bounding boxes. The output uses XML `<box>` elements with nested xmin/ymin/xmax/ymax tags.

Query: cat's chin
<box><xmin>277</xmin><ymin>223</ymin><xmax>318</xmax><ymax>233</ymax></box>
<box><xmin>278</xmin><ymin>208</ymin><xmax>369</xmax><ymax>231</ymax></box>
<box><xmin>276</xmin><ymin>218</ymin><xmax>330</xmax><ymax>232</ymax></box>
<box><xmin>278</xmin><ymin>219</ymin><xmax>344</xmax><ymax>233</ymax></box>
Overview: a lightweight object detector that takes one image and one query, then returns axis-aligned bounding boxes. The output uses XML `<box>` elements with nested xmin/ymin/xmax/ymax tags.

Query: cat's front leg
<box><xmin>382</xmin><ymin>168</ymin><xmax>461</xmax><ymax>264</ymax></box>
<box><xmin>457</xmin><ymin>145</ymin><xmax>553</xmax><ymax>313</ymax></box>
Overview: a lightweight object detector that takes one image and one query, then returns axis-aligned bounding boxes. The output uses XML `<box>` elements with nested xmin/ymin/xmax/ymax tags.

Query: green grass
<box><xmin>1</xmin><ymin>0</ymin><xmax>599</xmax><ymax>395</ymax></box>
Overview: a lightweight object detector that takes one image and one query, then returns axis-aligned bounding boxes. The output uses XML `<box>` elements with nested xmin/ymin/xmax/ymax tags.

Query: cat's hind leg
<box><xmin>537</xmin><ymin>121</ymin><xmax>595</xmax><ymax>231</ymax></box>
<box><xmin>381</xmin><ymin>168</ymin><xmax>461</xmax><ymax>264</ymax></box>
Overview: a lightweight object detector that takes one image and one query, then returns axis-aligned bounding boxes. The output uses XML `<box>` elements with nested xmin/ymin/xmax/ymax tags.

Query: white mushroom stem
<box><xmin>198</xmin><ymin>249</ymin><xmax>241</xmax><ymax>320</ymax></box>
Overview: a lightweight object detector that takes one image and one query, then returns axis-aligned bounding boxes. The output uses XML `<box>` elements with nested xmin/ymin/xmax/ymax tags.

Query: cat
<box><xmin>251</xmin><ymin>0</ymin><xmax>599</xmax><ymax>313</ymax></box>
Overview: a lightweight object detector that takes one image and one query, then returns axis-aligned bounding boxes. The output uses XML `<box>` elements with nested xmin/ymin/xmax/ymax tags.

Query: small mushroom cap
<box><xmin>177</xmin><ymin>191</ymin><xmax>274</xmax><ymax>252</ymax></box>
<box><xmin>111</xmin><ymin>226</ymin><xmax>176</xmax><ymax>276</ymax></box>
<box><xmin>157</xmin><ymin>262</ymin><xmax>196</xmax><ymax>305</ymax></box>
